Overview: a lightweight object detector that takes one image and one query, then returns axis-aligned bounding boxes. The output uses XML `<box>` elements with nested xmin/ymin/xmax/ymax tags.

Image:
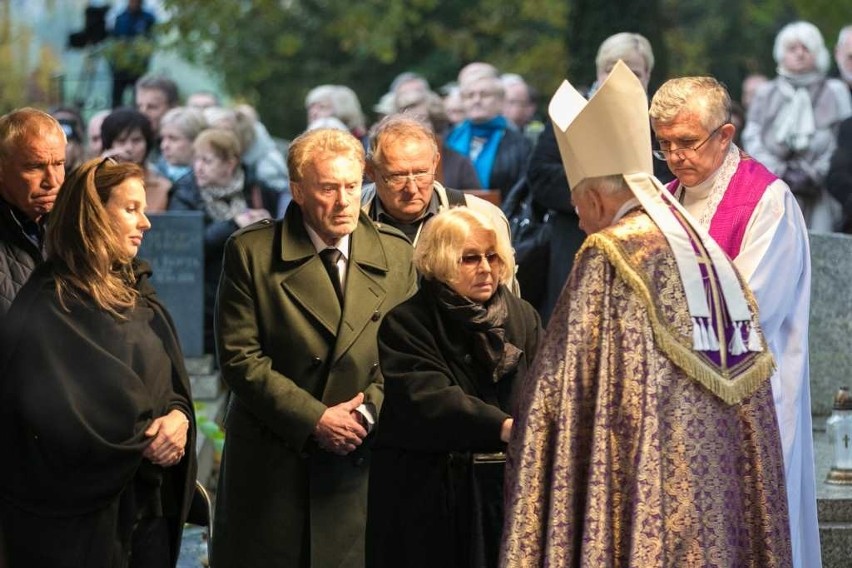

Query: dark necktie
<box><xmin>319</xmin><ymin>248</ymin><xmax>344</xmax><ymax>304</ymax></box>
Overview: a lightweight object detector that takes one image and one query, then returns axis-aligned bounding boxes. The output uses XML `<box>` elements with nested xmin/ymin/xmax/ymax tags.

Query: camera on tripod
<box><xmin>68</xmin><ymin>5</ymin><xmax>109</xmax><ymax>49</ymax></box>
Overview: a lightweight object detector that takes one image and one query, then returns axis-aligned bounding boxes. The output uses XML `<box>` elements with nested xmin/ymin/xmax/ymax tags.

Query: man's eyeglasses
<box><xmin>652</xmin><ymin>123</ymin><xmax>727</xmax><ymax>161</ymax></box>
<box><xmin>381</xmin><ymin>171</ymin><xmax>435</xmax><ymax>191</ymax></box>
<box><xmin>461</xmin><ymin>90</ymin><xmax>499</xmax><ymax>101</ymax></box>
<box><xmin>460</xmin><ymin>252</ymin><xmax>501</xmax><ymax>267</ymax></box>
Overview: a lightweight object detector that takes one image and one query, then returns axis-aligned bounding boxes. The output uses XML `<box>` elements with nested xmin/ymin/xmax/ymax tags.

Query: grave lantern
<box><xmin>826</xmin><ymin>386</ymin><xmax>852</xmax><ymax>484</ymax></box>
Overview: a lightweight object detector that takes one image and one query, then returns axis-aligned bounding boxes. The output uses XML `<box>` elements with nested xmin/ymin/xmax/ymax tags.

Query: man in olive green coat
<box><xmin>211</xmin><ymin>128</ymin><xmax>417</xmax><ymax>567</ymax></box>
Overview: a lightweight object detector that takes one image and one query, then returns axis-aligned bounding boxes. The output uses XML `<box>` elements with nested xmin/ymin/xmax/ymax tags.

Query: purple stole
<box><xmin>666</xmin><ymin>154</ymin><xmax>778</xmax><ymax>258</ymax></box>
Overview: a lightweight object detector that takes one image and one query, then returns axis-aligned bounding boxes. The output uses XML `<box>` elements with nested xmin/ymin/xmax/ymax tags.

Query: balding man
<box><xmin>362</xmin><ymin>113</ymin><xmax>518</xmax><ymax>293</ymax></box>
<box><xmin>446</xmin><ymin>65</ymin><xmax>531</xmax><ymax>199</ymax></box>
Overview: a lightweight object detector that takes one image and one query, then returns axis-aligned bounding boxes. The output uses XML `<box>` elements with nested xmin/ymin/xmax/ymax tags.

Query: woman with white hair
<box><xmin>589</xmin><ymin>32</ymin><xmax>655</xmax><ymax>95</ymax></box>
<box><xmin>169</xmin><ymin>128</ymin><xmax>271</xmax><ymax>354</ymax></box>
<box><xmin>157</xmin><ymin>106</ymin><xmax>207</xmax><ymax>183</ymax></box>
<box><xmin>366</xmin><ymin>207</ymin><xmax>541</xmax><ymax>568</ymax></box>
<box><xmin>304</xmin><ymin>84</ymin><xmax>369</xmax><ymax>146</ymax></box>
<box><xmin>743</xmin><ymin>21</ymin><xmax>852</xmax><ymax>231</ymax></box>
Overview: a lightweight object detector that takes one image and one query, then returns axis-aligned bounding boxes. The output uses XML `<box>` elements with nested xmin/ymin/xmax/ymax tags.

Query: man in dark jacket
<box><xmin>827</xmin><ymin>115</ymin><xmax>852</xmax><ymax>231</ymax></box>
<box><xmin>362</xmin><ymin>114</ymin><xmax>519</xmax><ymax>296</ymax></box>
<box><xmin>0</xmin><ymin>107</ymin><xmax>66</xmax><ymax>321</ymax></box>
<box><xmin>211</xmin><ymin>128</ymin><xmax>417</xmax><ymax>567</ymax></box>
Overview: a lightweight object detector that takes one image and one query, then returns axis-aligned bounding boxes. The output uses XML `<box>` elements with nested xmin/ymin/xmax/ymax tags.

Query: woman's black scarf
<box><xmin>426</xmin><ymin>278</ymin><xmax>523</xmax><ymax>383</ymax></box>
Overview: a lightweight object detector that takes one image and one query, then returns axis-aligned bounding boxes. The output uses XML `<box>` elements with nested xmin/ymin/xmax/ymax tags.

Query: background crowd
<box><xmin>28</xmin><ymin>18</ymin><xmax>852</xmax><ymax>324</ymax></box>
<box><xmin>0</xmin><ymin>4</ymin><xmax>848</xmax><ymax>567</ymax></box>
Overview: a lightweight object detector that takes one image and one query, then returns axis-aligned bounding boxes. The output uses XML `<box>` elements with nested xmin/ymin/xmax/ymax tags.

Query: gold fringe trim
<box><xmin>580</xmin><ymin>234</ymin><xmax>776</xmax><ymax>406</ymax></box>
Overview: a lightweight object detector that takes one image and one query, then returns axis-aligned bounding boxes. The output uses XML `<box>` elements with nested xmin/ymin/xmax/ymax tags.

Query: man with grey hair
<box><xmin>836</xmin><ymin>25</ymin><xmax>852</xmax><ymax>93</ymax></box>
<box><xmin>0</xmin><ymin>107</ymin><xmax>66</xmax><ymax>322</ymax></box>
<box><xmin>651</xmin><ymin>76</ymin><xmax>820</xmax><ymax>568</ymax></box>
<box><xmin>362</xmin><ymin>114</ymin><xmax>517</xmax><ymax>292</ymax></box>
<box><xmin>457</xmin><ymin>61</ymin><xmax>499</xmax><ymax>85</ymax></box>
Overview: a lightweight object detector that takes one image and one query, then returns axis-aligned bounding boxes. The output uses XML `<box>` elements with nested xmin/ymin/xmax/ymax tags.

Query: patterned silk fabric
<box><xmin>501</xmin><ymin>210</ymin><xmax>792</xmax><ymax>567</ymax></box>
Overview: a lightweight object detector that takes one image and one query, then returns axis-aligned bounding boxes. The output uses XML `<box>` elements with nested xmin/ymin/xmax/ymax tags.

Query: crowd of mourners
<box><xmin>0</xmin><ymin>17</ymin><xmax>849</xmax><ymax>568</ymax></box>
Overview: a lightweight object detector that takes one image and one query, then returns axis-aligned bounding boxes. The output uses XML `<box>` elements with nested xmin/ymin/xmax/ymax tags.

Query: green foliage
<box><xmin>0</xmin><ymin>0</ymin><xmax>60</xmax><ymax>112</ymax></box>
<box><xmin>101</xmin><ymin>36</ymin><xmax>157</xmax><ymax>76</ymax></box>
<box><xmin>652</xmin><ymin>0</ymin><xmax>849</xmax><ymax>102</ymax></box>
<box><xmin>567</xmin><ymin>0</ymin><xmax>667</xmax><ymax>89</ymax></box>
<box><xmin>161</xmin><ymin>0</ymin><xmax>568</xmax><ymax>139</ymax></box>
<box><xmin>160</xmin><ymin>0</ymin><xmax>847</xmax><ymax>139</ymax></box>
<box><xmin>659</xmin><ymin>0</ymin><xmax>789</xmax><ymax>100</ymax></box>
<box><xmin>793</xmin><ymin>0</ymin><xmax>852</xmax><ymax>49</ymax></box>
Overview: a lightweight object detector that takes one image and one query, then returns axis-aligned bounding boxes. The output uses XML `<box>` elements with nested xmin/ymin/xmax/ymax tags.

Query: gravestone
<box><xmin>138</xmin><ymin>211</ymin><xmax>205</xmax><ymax>357</ymax></box>
<box><xmin>808</xmin><ymin>231</ymin><xmax>852</xmax><ymax>567</ymax></box>
<box><xmin>808</xmin><ymin>232</ymin><xmax>852</xmax><ymax>416</ymax></box>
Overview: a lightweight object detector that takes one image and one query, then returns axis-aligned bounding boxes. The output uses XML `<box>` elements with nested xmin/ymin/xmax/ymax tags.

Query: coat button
<box><xmin>371</xmin><ymin>311</ymin><xmax>381</xmax><ymax>322</ymax></box>
<box><xmin>371</xmin><ymin>362</ymin><xmax>379</xmax><ymax>372</ymax></box>
<box><xmin>312</xmin><ymin>357</ymin><xmax>322</xmax><ymax>367</ymax></box>
<box><xmin>463</xmin><ymin>354</ymin><xmax>472</xmax><ymax>364</ymax></box>
<box><xmin>354</xmin><ymin>457</ymin><xmax>365</xmax><ymax>466</ymax></box>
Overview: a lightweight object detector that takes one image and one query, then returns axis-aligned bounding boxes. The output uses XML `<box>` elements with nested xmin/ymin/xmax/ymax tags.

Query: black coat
<box><xmin>0</xmin><ymin>260</ymin><xmax>197</xmax><ymax>568</ymax></box>
<box><xmin>527</xmin><ymin>123</ymin><xmax>586</xmax><ymax>324</ymax></box>
<box><xmin>366</xmin><ymin>284</ymin><xmax>541</xmax><ymax>568</ymax></box>
<box><xmin>0</xmin><ymin>198</ymin><xmax>43</xmax><ymax>321</ymax></box>
<box><xmin>490</xmin><ymin>128</ymin><xmax>532</xmax><ymax>200</ymax></box>
<box><xmin>440</xmin><ymin>142</ymin><xmax>482</xmax><ymax>190</ymax></box>
<box><xmin>827</xmin><ymin>116</ymin><xmax>852</xmax><ymax>232</ymax></box>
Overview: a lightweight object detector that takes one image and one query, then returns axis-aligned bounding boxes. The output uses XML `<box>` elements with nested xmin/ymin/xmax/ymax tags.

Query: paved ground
<box><xmin>177</xmin><ymin>526</ymin><xmax>209</xmax><ymax>567</ymax></box>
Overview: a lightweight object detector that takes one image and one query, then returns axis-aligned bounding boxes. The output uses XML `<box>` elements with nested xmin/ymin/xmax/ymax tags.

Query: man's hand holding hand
<box><xmin>314</xmin><ymin>392</ymin><xmax>368</xmax><ymax>455</ymax></box>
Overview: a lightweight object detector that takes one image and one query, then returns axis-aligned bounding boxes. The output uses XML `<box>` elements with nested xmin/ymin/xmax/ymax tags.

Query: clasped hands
<box><xmin>143</xmin><ymin>408</ymin><xmax>190</xmax><ymax>467</ymax></box>
<box><xmin>314</xmin><ymin>392</ymin><xmax>368</xmax><ymax>456</ymax></box>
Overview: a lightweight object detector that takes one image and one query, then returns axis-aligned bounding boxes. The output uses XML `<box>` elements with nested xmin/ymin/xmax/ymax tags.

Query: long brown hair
<box><xmin>46</xmin><ymin>157</ymin><xmax>145</xmax><ymax>316</ymax></box>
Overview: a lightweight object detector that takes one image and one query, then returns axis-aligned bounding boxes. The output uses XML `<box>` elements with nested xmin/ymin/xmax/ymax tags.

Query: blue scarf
<box><xmin>446</xmin><ymin>116</ymin><xmax>507</xmax><ymax>189</ymax></box>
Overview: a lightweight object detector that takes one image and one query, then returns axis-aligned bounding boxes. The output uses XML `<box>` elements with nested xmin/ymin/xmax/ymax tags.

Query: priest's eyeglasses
<box><xmin>381</xmin><ymin>171</ymin><xmax>435</xmax><ymax>190</ymax></box>
<box><xmin>653</xmin><ymin>123</ymin><xmax>726</xmax><ymax>161</ymax></box>
<box><xmin>460</xmin><ymin>252</ymin><xmax>501</xmax><ymax>267</ymax></box>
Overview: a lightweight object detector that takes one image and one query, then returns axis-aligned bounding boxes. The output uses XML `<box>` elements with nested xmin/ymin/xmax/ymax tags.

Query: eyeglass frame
<box><xmin>95</xmin><ymin>156</ymin><xmax>118</xmax><ymax>171</ymax></box>
<box><xmin>92</xmin><ymin>156</ymin><xmax>118</xmax><ymax>180</ymax></box>
<box><xmin>652</xmin><ymin>122</ymin><xmax>729</xmax><ymax>161</ymax></box>
<box><xmin>379</xmin><ymin>170</ymin><xmax>436</xmax><ymax>191</ymax></box>
<box><xmin>459</xmin><ymin>251</ymin><xmax>502</xmax><ymax>267</ymax></box>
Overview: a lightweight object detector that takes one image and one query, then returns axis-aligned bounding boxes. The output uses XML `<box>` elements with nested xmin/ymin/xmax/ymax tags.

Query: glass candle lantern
<box><xmin>826</xmin><ymin>386</ymin><xmax>852</xmax><ymax>484</ymax></box>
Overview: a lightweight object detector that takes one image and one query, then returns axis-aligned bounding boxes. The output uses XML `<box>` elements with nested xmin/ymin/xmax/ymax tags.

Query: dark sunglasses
<box><xmin>460</xmin><ymin>252</ymin><xmax>501</xmax><ymax>267</ymax></box>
